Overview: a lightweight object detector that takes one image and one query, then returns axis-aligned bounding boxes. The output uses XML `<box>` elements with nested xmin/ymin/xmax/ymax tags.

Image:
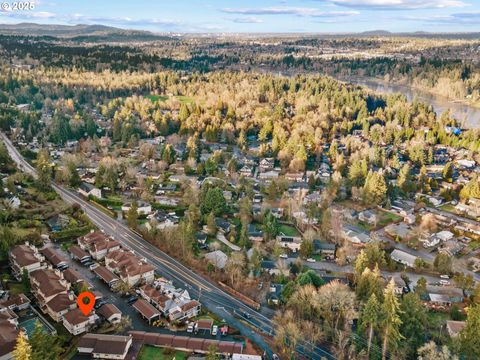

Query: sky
<box><xmin>0</xmin><ymin>0</ymin><xmax>480</xmax><ymax>33</ymax></box>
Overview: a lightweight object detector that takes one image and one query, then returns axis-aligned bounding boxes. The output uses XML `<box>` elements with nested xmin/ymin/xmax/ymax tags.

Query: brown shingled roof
<box><xmin>132</xmin><ymin>299</ymin><xmax>160</xmax><ymax>320</ymax></box>
<box><xmin>63</xmin><ymin>308</ymin><xmax>90</xmax><ymax>326</ymax></box>
<box><xmin>97</xmin><ymin>304</ymin><xmax>122</xmax><ymax>320</ymax></box>
<box><xmin>46</xmin><ymin>293</ymin><xmax>75</xmax><ymax>312</ymax></box>
<box><xmin>40</xmin><ymin>247</ymin><xmax>66</xmax><ymax>267</ymax></box>
<box><xmin>78</xmin><ymin>333</ymin><xmax>132</xmax><ymax>356</ymax></box>
<box><xmin>9</xmin><ymin>245</ymin><xmax>41</xmax><ymax>267</ymax></box>
<box><xmin>93</xmin><ymin>266</ymin><xmax>119</xmax><ymax>284</ymax></box>
<box><xmin>69</xmin><ymin>245</ymin><xmax>90</xmax><ymax>260</ymax></box>
<box><xmin>128</xmin><ymin>332</ymin><xmax>243</xmax><ymax>354</ymax></box>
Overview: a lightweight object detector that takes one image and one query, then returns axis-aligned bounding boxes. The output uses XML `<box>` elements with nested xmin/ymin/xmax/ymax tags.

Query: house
<box><xmin>285</xmin><ymin>172</ymin><xmax>304</xmax><ymax>182</ymax></box>
<box><xmin>439</xmin><ymin>240</ymin><xmax>464</xmax><ymax>257</ymax></box>
<box><xmin>277</xmin><ymin>235</ymin><xmax>302</xmax><ymax>252</ymax></box>
<box><xmin>215</xmin><ymin>218</ymin><xmax>231</xmax><ymax>234</ymax></box>
<box><xmin>121</xmin><ymin>201</ymin><xmax>152</xmax><ymax>216</ymax></box>
<box><xmin>427</xmin><ymin>293</ymin><xmax>463</xmax><ymax>307</ymax></box>
<box><xmin>261</xmin><ymin>260</ymin><xmax>289</xmax><ymax>276</ymax></box>
<box><xmin>40</xmin><ymin>247</ymin><xmax>68</xmax><ymax>268</ymax></box>
<box><xmin>205</xmin><ymin>251</ymin><xmax>228</xmax><ymax>270</ymax></box>
<box><xmin>63</xmin><ymin>268</ymin><xmax>87</xmax><ymax>286</ymax></box>
<box><xmin>247</xmin><ymin>224</ymin><xmax>263</xmax><ymax>242</ymax></box>
<box><xmin>0</xmin><ymin>294</ymin><xmax>30</xmax><ymax>312</ymax></box>
<box><xmin>93</xmin><ymin>266</ymin><xmax>120</xmax><ymax>288</ymax></box>
<box><xmin>196</xmin><ymin>232</ymin><xmax>207</xmax><ymax>245</ymax></box>
<box><xmin>97</xmin><ymin>304</ymin><xmax>122</xmax><ymax>324</ymax></box>
<box><xmin>313</xmin><ymin>240</ymin><xmax>336</xmax><ymax>259</ymax></box>
<box><xmin>77</xmin><ymin>333</ymin><xmax>133</xmax><ymax>360</ymax></box>
<box><xmin>63</xmin><ymin>308</ymin><xmax>98</xmax><ymax>335</ymax></box>
<box><xmin>132</xmin><ymin>299</ymin><xmax>161</xmax><ymax>324</ymax></box>
<box><xmin>258</xmin><ymin>170</ymin><xmax>279</xmax><ymax>181</ymax></box>
<box><xmin>239</xmin><ymin>165</ymin><xmax>253</xmax><ymax>177</ymax></box>
<box><xmin>69</xmin><ymin>245</ymin><xmax>91</xmax><ymax>263</ymax></box>
<box><xmin>0</xmin><ymin>317</ymin><xmax>20</xmax><ymax>360</ymax></box>
<box><xmin>390</xmin><ymin>249</ymin><xmax>418</xmax><ymax>268</ymax></box>
<box><xmin>197</xmin><ymin>319</ymin><xmax>213</xmax><ymax>334</ymax></box>
<box><xmin>139</xmin><ymin>284</ymin><xmax>170</xmax><ymax>312</ymax></box>
<box><xmin>446</xmin><ymin>320</ymin><xmax>466</xmax><ymax>338</ymax></box>
<box><xmin>358</xmin><ymin>210</ymin><xmax>378</xmax><ymax>225</ymax></box>
<box><xmin>384</xmin><ymin>223</ymin><xmax>414</xmax><ymax>241</ymax></box>
<box><xmin>342</xmin><ymin>225</ymin><xmax>371</xmax><ymax>246</ymax></box>
<box><xmin>105</xmin><ymin>249</ymin><xmax>155</xmax><ymax>287</ymax></box>
<box><xmin>78</xmin><ymin>182</ymin><xmax>102</xmax><ymax>199</ymax></box>
<box><xmin>45</xmin><ymin>293</ymin><xmax>76</xmax><ymax>322</ymax></box>
<box><xmin>128</xmin><ymin>331</ymin><xmax>243</xmax><ymax>355</ymax></box>
<box><xmin>455</xmin><ymin>199</ymin><xmax>480</xmax><ymax>219</ymax></box>
<box><xmin>47</xmin><ymin>214</ymin><xmax>70</xmax><ymax>232</ymax></box>
<box><xmin>166</xmin><ymin>298</ymin><xmax>201</xmax><ymax>322</ymax></box>
<box><xmin>78</xmin><ymin>231</ymin><xmax>121</xmax><ymax>260</ymax></box>
<box><xmin>29</xmin><ymin>269</ymin><xmax>70</xmax><ymax>307</ymax></box>
<box><xmin>259</xmin><ymin>158</ymin><xmax>274</xmax><ymax>172</ymax></box>
<box><xmin>148</xmin><ymin>210</ymin><xmax>179</xmax><ymax>230</ymax></box>
<box><xmin>9</xmin><ymin>244</ymin><xmax>45</xmax><ymax>279</ymax></box>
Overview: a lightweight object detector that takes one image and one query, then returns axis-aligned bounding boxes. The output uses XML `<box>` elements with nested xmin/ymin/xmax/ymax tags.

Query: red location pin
<box><xmin>77</xmin><ymin>292</ymin><xmax>95</xmax><ymax>315</ymax></box>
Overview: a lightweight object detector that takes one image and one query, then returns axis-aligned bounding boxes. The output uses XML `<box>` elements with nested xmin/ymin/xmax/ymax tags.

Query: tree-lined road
<box><xmin>0</xmin><ymin>132</ymin><xmax>335</xmax><ymax>360</ymax></box>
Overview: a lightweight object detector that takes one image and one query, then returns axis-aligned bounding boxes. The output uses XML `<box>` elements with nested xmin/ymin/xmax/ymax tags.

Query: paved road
<box><xmin>0</xmin><ymin>132</ymin><xmax>335</xmax><ymax>360</ymax></box>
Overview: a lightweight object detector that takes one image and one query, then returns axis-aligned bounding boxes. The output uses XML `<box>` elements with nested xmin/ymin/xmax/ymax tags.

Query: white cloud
<box><xmin>221</xmin><ymin>6</ymin><xmax>359</xmax><ymax>17</ymax></box>
<box><xmin>230</xmin><ymin>16</ymin><xmax>264</xmax><ymax>24</ymax></box>
<box><xmin>405</xmin><ymin>12</ymin><xmax>480</xmax><ymax>24</ymax></box>
<box><xmin>322</xmin><ymin>0</ymin><xmax>467</xmax><ymax>10</ymax></box>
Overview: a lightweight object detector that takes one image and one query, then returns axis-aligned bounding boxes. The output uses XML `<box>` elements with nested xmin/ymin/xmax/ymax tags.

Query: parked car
<box><xmin>94</xmin><ymin>300</ymin><xmax>107</xmax><ymax>309</ymax></box>
<box><xmin>279</xmin><ymin>254</ymin><xmax>288</xmax><ymax>259</ymax></box>
<box><xmin>211</xmin><ymin>325</ymin><xmax>218</xmax><ymax>336</ymax></box>
<box><xmin>440</xmin><ymin>275</ymin><xmax>450</xmax><ymax>279</ymax></box>
<box><xmin>57</xmin><ymin>264</ymin><xmax>69</xmax><ymax>271</ymax></box>
<box><xmin>187</xmin><ymin>323</ymin><xmax>194</xmax><ymax>333</ymax></box>
<box><xmin>127</xmin><ymin>295</ymin><xmax>138</xmax><ymax>305</ymax></box>
<box><xmin>82</xmin><ymin>261</ymin><xmax>93</xmax><ymax>267</ymax></box>
<box><xmin>89</xmin><ymin>263</ymin><xmax>99</xmax><ymax>271</ymax></box>
<box><xmin>306</xmin><ymin>258</ymin><xmax>316</xmax><ymax>263</ymax></box>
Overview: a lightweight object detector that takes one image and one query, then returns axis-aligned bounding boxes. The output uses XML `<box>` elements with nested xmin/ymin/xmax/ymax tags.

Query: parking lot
<box><xmin>52</xmin><ymin>243</ymin><xmax>234</xmax><ymax>340</ymax></box>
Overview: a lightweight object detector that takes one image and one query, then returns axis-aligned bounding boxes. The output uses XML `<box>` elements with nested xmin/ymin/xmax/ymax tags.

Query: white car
<box><xmin>279</xmin><ymin>254</ymin><xmax>288</xmax><ymax>259</ymax></box>
<box><xmin>306</xmin><ymin>258</ymin><xmax>316</xmax><ymax>263</ymax></box>
<box><xmin>212</xmin><ymin>325</ymin><xmax>218</xmax><ymax>336</ymax></box>
<box><xmin>89</xmin><ymin>263</ymin><xmax>99</xmax><ymax>271</ymax></box>
<box><xmin>187</xmin><ymin>323</ymin><xmax>194</xmax><ymax>333</ymax></box>
<box><xmin>440</xmin><ymin>275</ymin><xmax>450</xmax><ymax>279</ymax></box>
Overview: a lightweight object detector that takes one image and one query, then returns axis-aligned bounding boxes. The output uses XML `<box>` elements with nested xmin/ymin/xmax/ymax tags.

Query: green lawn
<box><xmin>377</xmin><ymin>211</ymin><xmax>403</xmax><ymax>226</ymax></box>
<box><xmin>278</xmin><ymin>224</ymin><xmax>300</xmax><ymax>237</ymax></box>
<box><xmin>146</xmin><ymin>95</ymin><xmax>194</xmax><ymax>104</ymax></box>
<box><xmin>138</xmin><ymin>345</ymin><xmax>188</xmax><ymax>360</ymax></box>
<box><xmin>146</xmin><ymin>95</ymin><xmax>169</xmax><ymax>103</ymax></box>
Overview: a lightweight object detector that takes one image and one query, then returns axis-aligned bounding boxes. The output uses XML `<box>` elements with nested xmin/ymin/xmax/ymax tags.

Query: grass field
<box><xmin>146</xmin><ymin>95</ymin><xmax>194</xmax><ymax>104</ymax></box>
<box><xmin>138</xmin><ymin>345</ymin><xmax>188</xmax><ymax>360</ymax></box>
<box><xmin>278</xmin><ymin>224</ymin><xmax>300</xmax><ymax>237</ymax></box>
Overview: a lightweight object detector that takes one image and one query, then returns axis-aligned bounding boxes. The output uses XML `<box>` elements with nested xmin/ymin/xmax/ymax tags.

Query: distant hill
<box><xmin>0</xmin><ymin>23</ymin><xmax>172</xmax><ymax>42</ymax></box>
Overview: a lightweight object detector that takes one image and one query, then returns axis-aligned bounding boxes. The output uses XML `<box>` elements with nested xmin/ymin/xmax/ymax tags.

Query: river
<box><xmin>341</xmin><ymin>77</ymin><xmax>480</xmax><ymax>129</ymax></box>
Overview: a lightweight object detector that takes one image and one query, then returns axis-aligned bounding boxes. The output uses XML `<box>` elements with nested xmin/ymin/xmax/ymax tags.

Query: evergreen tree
<box><xmin>381</xmin><ymin>279</ymin><xmax>404</xmax><ymax>360</ymax></box>
<box><xmin>399</xmin><ymin>293</ymin><xmax>427</xmax><ymax>357</ymax></box>
<box><xmin>359</xmin><ymin>293</ymin><xmax>381</xmax><ymax>358</ymax></box>
<box><xmin>460</xmin><ymin>305</ymin><xmax>480</xmax><ymax>360</ymax></box>
<box><xmin>126</xmin><ymin>201</ymin><xmax>139</xmax><ymax>229</ymax></box>
<box><xmin>30</xmin><ymin>321</ymin><xmax>63</xmax><ymax>360</ymax></box>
